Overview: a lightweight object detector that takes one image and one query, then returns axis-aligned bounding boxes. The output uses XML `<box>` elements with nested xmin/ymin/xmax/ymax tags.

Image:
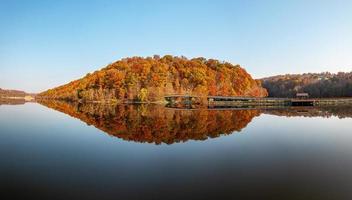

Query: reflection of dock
<box><xmin>291</xmin><ymin>99</ymin><xmax>315</xmax><ymax>106</ymax></box>
<box><xmin>165</xmin><ymin>95</ymin><xmax>352</xmax><ymax>107</ymax></box>
<box><xmin>290</xmin><ymin>98</ymin><xmax>352</xmax><ymax>106</ymax></box>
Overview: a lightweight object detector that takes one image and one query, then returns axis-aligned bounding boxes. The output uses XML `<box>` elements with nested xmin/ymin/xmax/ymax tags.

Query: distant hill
<box><xmin>0</xmin><ymin>88</ymin><xmax>26</xmax><ymax>98</ymax></box>
<box><xmin>38</xmin><ymin>55</ymin><xmax>268</xmax><ymax>102</ymax></box>
<box><xmin>261</xmin><ymin>72</ymin><xmax>352</xmax><ymax>98</ymax></box>
<box><xmin>0</xmin><ymin>88</ymin><xmax>36</xmax><ymax>101</ymax></box>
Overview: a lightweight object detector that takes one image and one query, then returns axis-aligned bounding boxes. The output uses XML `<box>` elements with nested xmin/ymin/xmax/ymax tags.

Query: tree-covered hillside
<box><xmin>0</xmin><ymin>88</ymin><xmax>26</xmax><ymax>98</ymax></box>
<box><xmin>262</xmin><ymin>72</ymin><xmax>352</xmax><ymax>98</ymax></box>
<box><xmin>38</xmin><ymin>55</ymin><xmax>268</xmax><ymax>102</ymax></box>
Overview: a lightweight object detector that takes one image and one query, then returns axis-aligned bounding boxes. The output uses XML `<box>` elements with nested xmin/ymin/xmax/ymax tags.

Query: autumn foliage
<box><xmin>38</xmin><ymin>55</ymin><xmax>268</xmax><ymax>102</ymax></box>
<box><xmin>262</xmin><ymin>72</ymin><xmax>352</xmax><ymax>98</ymax></box>
<box><xmin>0</xmin><ymin>88</ymin><xmax>26</xmax><ymax>98</ymax></box>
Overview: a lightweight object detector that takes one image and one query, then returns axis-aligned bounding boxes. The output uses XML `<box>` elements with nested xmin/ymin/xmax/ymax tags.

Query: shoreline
<box><xmin>33</xmin><ymin>97</ymin><xmax>352</xmax><ymax>109</ymax></box>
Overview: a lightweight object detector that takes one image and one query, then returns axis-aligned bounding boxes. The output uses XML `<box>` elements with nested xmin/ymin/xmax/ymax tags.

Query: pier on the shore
<box><xmin>164</xmin><ymin>95</ymin><xmax>352</xmax><ymax>107</ymax></box>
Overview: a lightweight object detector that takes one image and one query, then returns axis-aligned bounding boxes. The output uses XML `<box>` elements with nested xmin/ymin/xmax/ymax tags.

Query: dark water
<box><xmin>1</xmin><ymin>101</ymin><xmax>352</xmax><ymax>200</ymax></box>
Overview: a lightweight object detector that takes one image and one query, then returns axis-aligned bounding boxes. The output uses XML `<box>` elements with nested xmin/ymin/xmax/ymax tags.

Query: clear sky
<box><xmin>1</xmin><ymin>0</ymin><xmax>352</xmax><ymax>93</ymax></box>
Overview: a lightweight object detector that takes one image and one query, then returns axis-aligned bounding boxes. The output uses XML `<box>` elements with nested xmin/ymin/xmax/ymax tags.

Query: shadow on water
<box><xmin>39</xmin><ymin>100</ymin><xmax>352</xmax><ymax>144</ymax></box>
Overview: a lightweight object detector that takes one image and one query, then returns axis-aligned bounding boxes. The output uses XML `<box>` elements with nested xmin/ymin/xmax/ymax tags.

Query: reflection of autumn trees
<box><xmin>0</xmin><ymin>98</ymin><xmax>26</xmax><ymax>105</ymax></box>
<box><xmin>38</xmin><ymin>100</ymin><xmax>352</xmax><ymax>144</ymax></box>
<box><xmin>39</xmin><ymin>101</ymin><xmax>260</xmax><ymax>144</ymax></box>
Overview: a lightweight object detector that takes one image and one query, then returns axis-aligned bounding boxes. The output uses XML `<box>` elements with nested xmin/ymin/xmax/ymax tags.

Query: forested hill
<box><xmin>0</xmin><ymin>88</ymin><xmax>26</xmax><ymax>98</ymax></box>
<box><xmin>38</xmin><ymin>55</ymin><xmax>268</xmax><ymax>102</ymax></box>
<box><xmin>261</xmin><ymin>72</ymin><xmax>352</xmax><ymax>98</ymax></box>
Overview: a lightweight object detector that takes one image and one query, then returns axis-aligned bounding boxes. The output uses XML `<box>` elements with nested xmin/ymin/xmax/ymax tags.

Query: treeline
<box><xmin>38</xmin><ymin>55</ymin><xmax>268</xmax><ymax>102</ymax></box>
<box><xmin>261</xmin><ymin>72</ymin><xmax>352</xmax><ymax>98</ymax></box>
<box><xmin>0</xmin><ymin>88</ymin><xmax>26</xmax><ymax>98</ymax></box>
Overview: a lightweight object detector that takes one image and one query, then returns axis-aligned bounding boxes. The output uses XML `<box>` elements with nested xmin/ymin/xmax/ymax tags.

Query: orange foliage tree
<box><xmin>38</xmin><ymin>55</ymin><xmax>268</xmax><ymax>102</ymax></box>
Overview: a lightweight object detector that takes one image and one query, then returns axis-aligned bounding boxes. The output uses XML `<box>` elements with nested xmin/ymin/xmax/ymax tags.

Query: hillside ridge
<box><xmin>261</xmin><ymin>72</ymin><xmax>352</xmax><ymax>98</ymax></box>
<box><xmin>38</xmin><ymin>55</ymin><xmax>268</xmax><ymax>102</ymax></box>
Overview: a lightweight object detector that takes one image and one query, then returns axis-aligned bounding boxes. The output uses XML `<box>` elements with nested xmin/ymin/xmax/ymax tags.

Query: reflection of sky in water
<box><xmin>1</xmin><ymin>103</ymin><xmax>352</xmax><ymax>199</ymax></box>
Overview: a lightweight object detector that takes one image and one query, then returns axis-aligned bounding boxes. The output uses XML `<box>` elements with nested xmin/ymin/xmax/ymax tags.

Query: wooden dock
<box><xmin>164</xmin><ymin>95</ymin><xmax>352</xmax><ymax>107</ymax></box>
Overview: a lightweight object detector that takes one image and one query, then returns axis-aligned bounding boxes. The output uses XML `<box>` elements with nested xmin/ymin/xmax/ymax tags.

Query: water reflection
<box><xmin>38</xmin><ymin>100</ymin><xmax>352</xmax><ymax>145</ymax></box>
<box><xmin>39</xmin><ymin>101</ymin><xmax>261</xmax><ymax>144</ymax></box>
<box><xmin>0</xmin><ymin>98</ymin><xmax>26</xmax><ymax>105</ymax></box>
<box><xmin>40</xmin><ymin>101</ymin><xmax>352</xmax><ymax>144</ymax></box>
<box><xmin>3</xmin><ymin>102</ymin><xmax>352</xmax><ymax>199</ymax></box>
<box><xmin>264</xmin><ymin>106</ymin><xmax>352</xmax><ymax>119</ymax></box>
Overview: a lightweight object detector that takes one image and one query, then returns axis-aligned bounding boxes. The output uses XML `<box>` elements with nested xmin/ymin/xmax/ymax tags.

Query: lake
<box><xmin>1</xmin><ymin>101</ymin><xmax>352</xmax><ymax>200</ymax></box>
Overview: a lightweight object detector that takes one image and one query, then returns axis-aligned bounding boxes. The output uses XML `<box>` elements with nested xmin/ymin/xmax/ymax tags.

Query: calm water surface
<box><xmin>1</xmin><ymin>101</ymin><xmax>352</xmax><ymax>200</ymax></box>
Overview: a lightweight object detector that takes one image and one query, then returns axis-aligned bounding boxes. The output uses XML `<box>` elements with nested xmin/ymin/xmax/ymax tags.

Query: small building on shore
<box><xmin>296</xmin><ymin>93</ymin><xmax>309</xmax><ymax>99</ymax></box>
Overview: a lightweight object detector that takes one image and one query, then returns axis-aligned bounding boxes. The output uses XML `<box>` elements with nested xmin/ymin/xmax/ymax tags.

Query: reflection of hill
<box><xmin>264</xmin><ymin>106</ymin><xmax>352</xmax><ymax>119</ymax></box>
<box><xmin>39</xmin><ymin>101</ymin><xmax>260</xmax><ymax>144</ymax></box>
<box><xmin>0</xmin><ymin>98</ymin><xmax>26</xmax><ymax>105</ymax></box>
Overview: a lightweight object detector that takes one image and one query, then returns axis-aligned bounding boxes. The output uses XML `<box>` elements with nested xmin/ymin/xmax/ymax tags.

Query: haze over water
<box><xmin>1</xmin><ymin>102</ymin><xmax>352</xmax><ymax>199</ymax></box>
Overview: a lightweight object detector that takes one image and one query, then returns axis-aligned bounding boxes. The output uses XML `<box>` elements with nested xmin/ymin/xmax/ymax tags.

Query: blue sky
<box><xmin>1</xmin><ymin>0</ymin><xmax>352</xmax><ymax>93</ymax></box>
